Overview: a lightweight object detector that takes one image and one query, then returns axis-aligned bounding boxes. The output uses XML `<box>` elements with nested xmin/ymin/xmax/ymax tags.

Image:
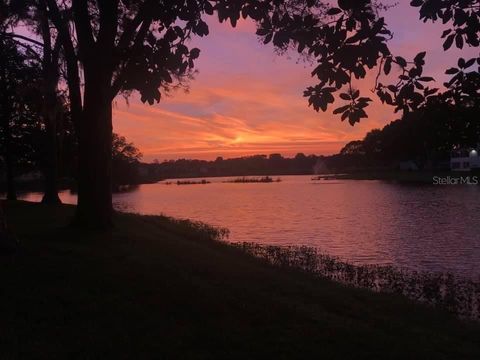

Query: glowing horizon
<box><xmin>112</xmin><ymin>2</ymin><xmax>477</xmax><ymax>162</ymax></box>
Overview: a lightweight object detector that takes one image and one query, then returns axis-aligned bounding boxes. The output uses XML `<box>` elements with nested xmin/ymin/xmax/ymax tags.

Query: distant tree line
<box><xmin>139</xmin><ymin>151</ymin><xmax>378</xmax><ymax>181</ymax></box>
<box><xmin>340</xmin><ymin>99</ymin><xmax>480</xmax><ymax>169</ymax></box>
<box><xmin>142</xmin><ymin>98</ymin><xmax>480</xmax><ymax>180</ymax></box>
<box><xmin>141</xmin><ymin>153</ymin><xmax>320</xmax><ymax>180</ymax></box>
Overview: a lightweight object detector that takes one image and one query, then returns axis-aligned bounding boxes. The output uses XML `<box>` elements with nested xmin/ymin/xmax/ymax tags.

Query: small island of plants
<box><xmin>164</xmin><ymin>179</ymin><xmax>211</xmax><ymax>185</ymax></box>
<box><xmin>223</xmin><ymin>176</ymin><xmax>281</xmax><ymax>183</ymax></box>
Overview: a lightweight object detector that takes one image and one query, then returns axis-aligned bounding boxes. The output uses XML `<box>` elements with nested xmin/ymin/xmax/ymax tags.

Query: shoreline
<box><xmin>232</xmin><ymin>242</ymin><xmax>480</xmax><ymax>321</ymax></box>
<box><xmin>3</xmin><ymin>170</ymin><xmax>479</xmax><ymax>195</ymax></box>
<box><xmin>312</xmin><ymin>170</ymin><xmax>480</xmax><ymax>184</ymax></box>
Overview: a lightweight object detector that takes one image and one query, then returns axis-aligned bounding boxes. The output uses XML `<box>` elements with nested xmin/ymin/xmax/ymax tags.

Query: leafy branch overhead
<box><xmin>126</xmin><ymin>0</ymin><xmax>479</xmax><ymax>123</ymax></box>
<box><xmin>238</xmin><ymin>0</ymin><xmax>479</xmax><ymax>125</ymax></box>
<box><xmin>4</xmin><ymin>0</ymin><xmax>479</xmax><ymax>126</ymax></box>
<box><xmin>255</xmin><ymin>0</ymin><xmax>393</xmax><ymax>125</ymax></box>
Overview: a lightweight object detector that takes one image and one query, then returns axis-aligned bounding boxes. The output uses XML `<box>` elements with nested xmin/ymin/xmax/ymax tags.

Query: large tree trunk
<box><xmin>48</xmin><ymin>0</ymin><xmax>118</xmax><ymax>228</ymax></box>
<box><xmin>39</xmin><ymin>0</ymin><xmax>62</xmax><ymax>205</ymax></box>
<box><xmin>73</xmin><ymin>71</ymin><xmax>113</xmax><ymax>229</ymax></box>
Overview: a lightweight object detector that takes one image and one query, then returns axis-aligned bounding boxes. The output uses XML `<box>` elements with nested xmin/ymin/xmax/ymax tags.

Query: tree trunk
<box><xmin>73</xmin><ymin>72</ymin><xmax>113</xmax><ymax>229</ymax></box>
<box><xmin>39</xmin><ymin>0</ymin><xmax>62</xmax><ymax>205</ymax></box>
<box><xmin>0</xmin><ymin>46</ymin><xmax>16</xmax><ymax>201</ymax></box>
<box><xmin>41</xmin><ymin>110</ymin><xmax>61</xmax><ymax>204</ymax></box>
<box><xmin>4</xmin><ymin>116</ymin><xmax>16</xmax><ymax>201</ymax></box>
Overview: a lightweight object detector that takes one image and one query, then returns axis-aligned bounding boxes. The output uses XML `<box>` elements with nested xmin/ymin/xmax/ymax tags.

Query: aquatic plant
<box><xmin>223</xmin><ymin>176</ymin><xmax>281</xmax><ymax>183</ymax></box>
<box><xmin>231</xmin><ymin>242</ymin><xmax>480</xmax><ymax>321</ymax></box>
<box><xmin>164</xmin><ymin>180</ymin><xmax>211</xmax><ymax>185</ymax></box>
<box><xmin>177</xmin><ymin>179</ymin><xmax>211</xmax><ymax>185</ymax></box>
<box><xmin>142</xmin><ymin>214</ymin><xmax>230</xmax><ymax>241</ymax></box>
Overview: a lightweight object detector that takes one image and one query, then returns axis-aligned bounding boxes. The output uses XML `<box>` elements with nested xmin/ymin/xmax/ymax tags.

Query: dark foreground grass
<box><xmin>1</xmin><ymin>201</ymin><xmax>479</xmax><ymax>359</ymax></box>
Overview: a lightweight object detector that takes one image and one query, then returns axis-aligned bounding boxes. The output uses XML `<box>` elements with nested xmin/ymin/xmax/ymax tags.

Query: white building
<box><xmin>450</xmin><ymin>148</ymin><xmax>480</xmax><ymax>172</ymax></box>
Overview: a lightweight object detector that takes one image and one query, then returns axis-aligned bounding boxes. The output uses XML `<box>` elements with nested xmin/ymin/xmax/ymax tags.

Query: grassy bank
<box><xmin>1</xmin><ymin>201</ymin><xmax>479</xmax><ymax>359</ymax></box>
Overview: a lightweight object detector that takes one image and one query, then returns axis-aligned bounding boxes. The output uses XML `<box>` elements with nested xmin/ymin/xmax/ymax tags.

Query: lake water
<box><xmin>18</xmin><ymin>175</ymin><xmax>480</xmax><ymax>278</ymax></box>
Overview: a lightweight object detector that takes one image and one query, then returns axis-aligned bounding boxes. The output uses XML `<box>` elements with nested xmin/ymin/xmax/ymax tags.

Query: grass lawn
<box><xmin>1</xmin><ymin>200</ymin><xmax>479</xmax><ymax>359</ymax></box>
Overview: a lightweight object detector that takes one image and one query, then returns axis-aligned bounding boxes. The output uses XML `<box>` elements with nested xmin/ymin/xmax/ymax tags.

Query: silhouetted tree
<box><xmin>37</xmin><ymin>0</ymin><xmax>63</xmax><ymax>204</ymax></box>
<box><xmin>2</xmin><ymin>0</ymin><xmax>68</xmax><ymax>204</ymax></box>
<box><xmin>39</xmin><ymin>0</ymin><xmax>208</xmax><ymax>228</ymax></box>
<box><xmin>340</xmin><ymin>141</ymin><xmax>364</xmax><ymax>156</ymax></box>
<box><xmin>346</xmin><ymin>98</ymin><xmax>480</xmax><ymax>168</ymax></box>
<box><xmin>0</xmin><ymin>38</ymin><xmax>18</xmax><ymax>200</ymax></box>
<box><xmin>0</xmin><ymin>34</ymin><xmax>42</xmax><ymax>199</ymax></box>
<box><xmin>112</xmin><ymin>133</ymin><xmax>143</xmax><ymax>187</ymax></box>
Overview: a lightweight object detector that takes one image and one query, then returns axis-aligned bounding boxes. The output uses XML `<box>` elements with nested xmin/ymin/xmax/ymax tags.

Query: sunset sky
<box><xmin>112</xmin><ymin>2</ymin><xmax>476</xmax><ymax>162</ymax></box>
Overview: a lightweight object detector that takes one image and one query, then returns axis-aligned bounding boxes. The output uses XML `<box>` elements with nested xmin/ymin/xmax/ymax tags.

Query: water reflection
<box><xmin>18</xmin><ymin>175</ymin><xmax>480</xmax><ymax>278</ymax></box>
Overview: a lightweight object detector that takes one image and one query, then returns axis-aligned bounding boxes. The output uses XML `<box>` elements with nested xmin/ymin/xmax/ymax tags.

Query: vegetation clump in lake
<box><xmin>164</xmin><ymin>179</ymin><xmax>211</xmax><ymax>185</ymax></box>
<box><xmin>223</xmin><ymin>176</ymin><xmax>281</xmax><ymax>183</ymax></box>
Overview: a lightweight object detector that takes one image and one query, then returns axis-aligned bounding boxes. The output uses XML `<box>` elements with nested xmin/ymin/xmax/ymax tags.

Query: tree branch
<box><xmin>110</xmin><ymin>16</ymin><xmax>152</xmax><ymax>99</ymax></box>
<box><xmin>98</xmin><ymin>0</ymin><xmax>119</xmax><ymax>52</ymax></box>
<box><xmin>116</xmin><ymin>0</ymin><xmax>155</xmax><ymax>51</ymax></box>
<box><xmin>45</xmin><ymin>0</ymin><xmax>83</xmax><ymax>130</ymax></box>
<box><xmin>2</xmin><ymin>33</ymin><xmax>44</xmax><ymax>47</ymax></box>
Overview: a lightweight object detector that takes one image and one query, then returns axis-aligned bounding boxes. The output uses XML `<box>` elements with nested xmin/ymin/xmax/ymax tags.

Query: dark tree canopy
<box><xmin>112</xmin><ymin>133</ymin><xmax>143</xmax><ymax>186</ymax></box>
<box><xmin>340</xmin><ymin>140</ymin><xmax>365</xmax><ymax>156</ymax></box>
<box><xmin>0</xmin><ymin>35</ymin><xmax>43</xmax><ymax>198</ymax></box>
<box><xmin>4</xmin><ymin>0</ymin><xmax>480</xmax><ymax>125</ymax></box>
<box><xmin>350</xmin><ymin>98</ymin><xmax>480</xmax><ymax>166</ymax></box>
<box><xmin>239</xmin><ymin>0</ymin><xmax>480</xmax><ymax>124</ymax></box>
